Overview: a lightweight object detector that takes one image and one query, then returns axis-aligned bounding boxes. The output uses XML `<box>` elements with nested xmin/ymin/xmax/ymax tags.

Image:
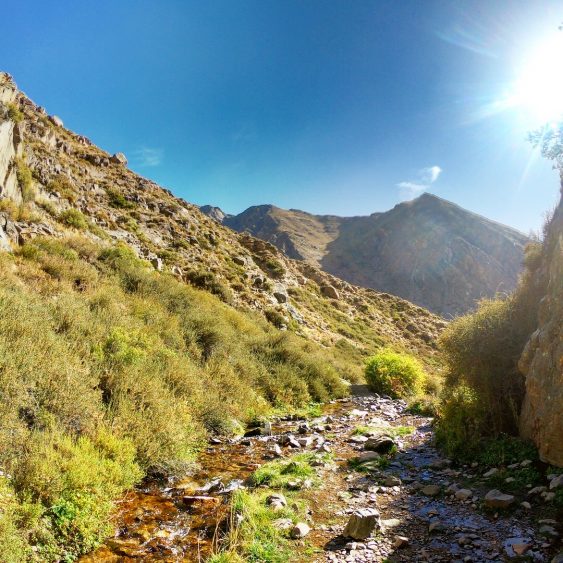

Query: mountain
<box><xmin>203</xmin><ymin>196</ymin><xmax>529</xmax><ymax>316</ymax></box>
<box><xmin>0</xmin><ymin>71</ymin><xmax>443</xmax><ymax>358</ymax></box>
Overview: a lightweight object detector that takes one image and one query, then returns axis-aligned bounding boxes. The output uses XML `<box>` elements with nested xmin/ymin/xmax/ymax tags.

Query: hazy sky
<box><xmin>2</xmin><ymin>0</ymin><xmax>562</xmax><ymax>233</ymax></box>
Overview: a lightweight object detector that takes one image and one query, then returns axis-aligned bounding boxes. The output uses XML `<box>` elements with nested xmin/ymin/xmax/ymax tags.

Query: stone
<box><xmin>421</xmin><ymin>484</ymin><xmax>441</xmax><ymax>497</ymax></box>
<box><xmin>521</xmin><ymin>501</ymin><xmax>532</xmax><ymax>509</ymax></box>
<box><xmin>110</xmin><ymin>152</ymin><xmax>128</xmax><ymax>165</ymax></box>
<box><xmin>290</xmin><ymin>522</ymin><xmax>310</xmax><ymax>538</ymax></box>
<box><xmin>364</xmin><ymin>435</ymin><xmax>395</xmax><ymax>454</ymax></box>
<box><xmin>484</xmin><ymin>489</ymin><xmax>515</xmax><ymax>509</ymax></box>
<box><xmin>273</xmin><ymin>518</ymin><xmax>293</xmax><ymax>530</ymax></box>
<box><xmin>393</xmin><ymin>535</ymin><xmax>409</xmax><ymax>548</ymax></box>
<box><xmin>273</xmin><ymin>290</ymin><xmax>288</xmax><ymax>303</ymax></box>
<box><xmin>549</xmin><ymin>474</ymin><xmax>563</xmax><ymax>490</ymax></box>
<box><xmin>383</xmin><ymin>475</ymin><xmax>402</xmax><ymax>487</ymax></box>
<box><xmin>182</xmin><ymin>495</ymin><xmax>220</xmax><ymax>507</ymax></box>
<box><xmin>266</xmin><ymin>493</ymin><xmax>287</xmax><ymax>507</ymax></box>
<box><xmin>320</xmin><ymin>285</ymin><xmax>339</xmax><ymax>300</ymax></box>
<box><xmin>381</xmin><ymin>518</ymin><xmax>401</xmax><ymax>529</ymax></box>
<box><xmin>483</xmin><ymin>467</ymin><xmax>499</xmax><ymax>478</ymax></box>
<box><xmin>428</xmin><ymin>518</ymin><xmax>445</xmax><ymax>533</ymax></box>
<box><xmin>356</xmin><ymin>451</ymin><xmax>380</xmax><ymax>464</ymax></box>
<box><xmin>49</xmin><ymin>115</ymin><xmax>64</xmax><ymax>127</ymax></box>
<box><xmin>455</xmin><ymin>488</ymin><xmax>473</xmax><ymax>501</ymax></box>
<box><xmin>343</xmin><ymin>508</ymin><xmax>380</xmax><ymax>540</ymax></box>
<box><xmin>504</xmin><ymin>537</ymin><xmax>532</xmax><ymax>557</ymax></box>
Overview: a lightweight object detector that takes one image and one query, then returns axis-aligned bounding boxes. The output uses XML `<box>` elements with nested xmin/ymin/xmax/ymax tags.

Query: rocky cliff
<box><xmin>203</xmin><ymin>196</ymin><xmax>529</xmax><ymax>317</ymax></box>
<box><xmin>519</xmin><ymin>185</ymin><xmax>563</xmax><ymax>466</ymax></box>
<box><xmin>0</xmin><ymin>72</ymin><xmax>444</xmax><ymax>362</ymax></box>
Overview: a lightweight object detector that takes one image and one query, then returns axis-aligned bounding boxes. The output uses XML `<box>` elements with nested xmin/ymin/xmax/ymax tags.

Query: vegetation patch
<box><xmin>249</xmin><ymin>453</ymin><xmax>329</xmax><ymax>489</ymax></box>
<box><xmin>352</xmin><ymin>424</ymin><xmax>414</xmax><ymax>438</ymax></box>
<box><xmin>210</xmin><ymin>489</ymin><xmax>308</xmax><ymax>563</ymax></box>
<box><xmin>365</xmin><ymin>348</ymin><xmax>426</xmax><ymax>398</ymax></box>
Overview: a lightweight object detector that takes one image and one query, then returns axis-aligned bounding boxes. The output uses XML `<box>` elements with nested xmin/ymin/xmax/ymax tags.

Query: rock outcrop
<box><xmin>203</xmin><ymin>196</ymin><xmax>529</xmax><ymax>317</ymax></box>
<box><xmin>519</xmin><ymin>184</ymin><xmax>563</xmax><ymax>467</ymax></box>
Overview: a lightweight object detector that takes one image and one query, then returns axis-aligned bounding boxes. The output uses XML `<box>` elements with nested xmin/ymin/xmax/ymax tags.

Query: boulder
<box><xmin>484</xmin><ymin>489</ymin><xmax>515</xmax><ymax>509</ymax></box>
<box><xmin>110</xmin><ymin>152</ymin><xmax>128</xmax><ymax>166</ymax></box>
<box><xmin>343</xmin><ymin>508</ymin><xmax>380</xmax><ymax>540</ymax></box>
<box><xmin>421</xmin><ymin>484</ymin><xmax>441</xmax><ymax>497</ymax></box>
<box><xmin>364</xmin><ymin>435</ymin><xmax>395</xmax><ymax>453</ymax></box>
<box><xmin>383</xmin><ymin>475</ymin><xmax>402</xmax><ymax>487</ymax></box>
<box><xmin>290</xmin><ymin>522</ymin><xmax>310</xmax><ymax>539</ymax></box>
<box><xmin>320</xmin><ymin>285</ymin><xmax>339</xmax><ymax>299</ymax></box>
<box><xmin>455</xmin><ymin>488</ymin><xmax>473</xmax><ymax>501</ymax></box>
<box><xmin>49</xmin><ymin>115</ymin><xmax>64</xmax><ymax>127</ymax></box>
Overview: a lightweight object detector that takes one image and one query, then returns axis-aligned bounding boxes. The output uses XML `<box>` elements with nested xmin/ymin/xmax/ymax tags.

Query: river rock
<box><xmin>182</xmin><ymin>495</ymin><xmax>220</xmax><ymax>507</ymax></box>
<box><xmin>484</xmin><ymin>489</ymin><xmax>515</xmax><ymax>509</ymax></box>
<box><xmin>343</xmin><ymin>508</ymin><xmax>380</xmax><ymax>540</ymax></box>
<box><xmin>421</xmin><ymin>484</ymin><xmax>441</xmax><ymax>497</ymax></box>
<box><xmin>455</xmin><ymin>488</ymin><xmax>473</xmax><ymax>501</ymax></box>
<box><xmin>364</xmin><ymin>435</ymin><xmax>395</xmax><ymax>453</ymax></box>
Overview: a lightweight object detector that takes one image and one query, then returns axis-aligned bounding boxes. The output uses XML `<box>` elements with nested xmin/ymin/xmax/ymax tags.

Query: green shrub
<box><xmin>47</xmin><ymin>174</ymin><xmax>77</xmax><ymax>203</ymax></box>
<box><xmin>106</xmin><ymin>187</ymin><xmax>134</xmax><ymax>209</ymax></box>
<box><xmin>264</xmin><ymin>258</ymin><xmax>285</xmax><ymax>279</ymax></box>
<box><xmin>15</xmin><ymin>158</ymin><xmax>35</xmax><ymax>203</ymax></box>
<box><xmin>6</xmin><ymin>103</ymin><xmax>23</xmax><ymax>123</ymax></box>
<box><xmin>58</xmin><ymin>209</ymin><xmax>88</xmax><ymax>230</ymax></box>
<box><xmin>364</xmin><ymin>348</ymin><xmax>426</xmax><ymax>398</ymax></box>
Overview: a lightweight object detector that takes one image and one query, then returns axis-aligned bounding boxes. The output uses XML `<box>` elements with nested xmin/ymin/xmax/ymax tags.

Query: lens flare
<box><xmin>511</xmin><ymin>33</ymin><xmax>563</xmax><ymax>122</ymax></box>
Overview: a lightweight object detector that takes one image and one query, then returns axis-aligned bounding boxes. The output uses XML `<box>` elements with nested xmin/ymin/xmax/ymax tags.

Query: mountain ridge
<box><xmin>202</xmin><ymin>193</ymin><xmax>529</xmax><ymax>316</ymax></box>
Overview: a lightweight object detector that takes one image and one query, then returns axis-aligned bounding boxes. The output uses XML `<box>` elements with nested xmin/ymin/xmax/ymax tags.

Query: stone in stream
<box><xmin>363</xmin><ymin>435</ymin><xmax>396</xmax><ymax>453</ymax></box>
<box><xmin>196</xmin><ymin>477</ymin><xmax>223</xmax><ymax>494</ymax></box>
<box><xmin>393</xmin><ymin>535</ymin><xmax>409</xmax><ymax>548</ymax></box>
<box><xmin>182</xmin><ymin>495</ymin><xmax>220</xmax><ymax>507</ymax></box>
<box><xmin>454</xmin><ymin>488</ymin><xmax>473</xmax><ymax>501</ymax></box>
<box><xmin>290</xmin><ymin>522</ymin><xmax>311</xmax><ymax>538</ymax></box>
<box><xmin>343</xmin><ymin>508</ymin><xmax>380</xmax><ymax>540</ymax></box>
<box><xmin>504</xmin><ymin>537</ymin><xmax>532</xmax><ymax>557</ymax></box>
<box><xmin>421</xmin><ymin>484</ymin><xmax>441</xmax><ymax>497</ymax></box>
<box><xmin>484</xmin><ymin>489</ymin><xmax>515</xmax><ymax>509</ymax></box>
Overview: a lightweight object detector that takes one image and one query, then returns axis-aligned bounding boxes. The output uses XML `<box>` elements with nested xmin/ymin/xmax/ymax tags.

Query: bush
<box><xmin>364</xmin><ymin>348</ymin><xmax>426</xmax><ymax>398</ymax></box>
<box><xmin>58</xmin><ymin>209</ymin><xmax>88</xmax><ymax>230</ymax></box>
<box><xmin>6</xmin><ymin>103</ymin><xmax>23</xmax><ymax>123</ymax></box>
<box><xmin>106</xmin><ymin>187</ymin><xmax>134</xmax><ymax>209</ymax></box>
<box><xmin>15</xmin><ymin>158</ymin><xmax>35</xmax><ymax>203</ymax></box>
<box><xmin>47</xmin><ymin>175</ymin><xmax>76</xmax><ymax>203</ymax></box>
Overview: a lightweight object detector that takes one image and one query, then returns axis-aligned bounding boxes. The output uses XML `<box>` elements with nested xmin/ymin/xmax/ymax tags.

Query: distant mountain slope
<box><xmin>202</xmin><ymin>195</ymin><xmax>529</xmax><ymax>316</ymax></box>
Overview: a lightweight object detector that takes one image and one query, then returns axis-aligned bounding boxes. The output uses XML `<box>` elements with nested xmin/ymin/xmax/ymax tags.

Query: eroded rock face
<box><xmin>519</xmin><ymin>186</ymin><xmax>563</xmax><ymax>467</ymax></box>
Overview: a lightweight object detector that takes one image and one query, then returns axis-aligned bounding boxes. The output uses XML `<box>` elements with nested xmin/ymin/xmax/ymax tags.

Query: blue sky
<box><xmin>2</xmin><ymin>1</ymin><xmax>562</xmax><ymax>233</ymax></box>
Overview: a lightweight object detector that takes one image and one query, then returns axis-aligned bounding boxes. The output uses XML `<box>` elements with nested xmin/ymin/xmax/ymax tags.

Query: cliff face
<box><xmin>519</xmin><ymin>187</ymin><xmax>563</xmax><ymax>466</ymax></box>
<box><xmin>204</xmin><ymin>195</ymin><xmax>529</xmax><ymax>317</ymax></box>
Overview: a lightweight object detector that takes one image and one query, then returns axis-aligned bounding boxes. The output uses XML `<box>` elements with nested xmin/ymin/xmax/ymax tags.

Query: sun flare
<box><xmin>511</xmin><ymin>33</ymin><xmax>563</xmax><ymax>123</ymax></box>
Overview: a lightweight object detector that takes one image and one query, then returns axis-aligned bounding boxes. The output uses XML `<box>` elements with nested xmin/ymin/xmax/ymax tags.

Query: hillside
<box><xmin>204</xmin><ymin>196</ymin><xmax>529</xmax><ymax>317</ymax></box>
<box><xmin>0</xmin><ymin>72</ymin><xmax>446</xmax><ymax>559</ymax></box>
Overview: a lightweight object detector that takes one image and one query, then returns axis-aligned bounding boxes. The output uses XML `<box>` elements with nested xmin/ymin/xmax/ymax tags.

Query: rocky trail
<box><xmin>83</xmin><ymin>390</ymin><xmax>561</xmax><ymax>562</ymax></box>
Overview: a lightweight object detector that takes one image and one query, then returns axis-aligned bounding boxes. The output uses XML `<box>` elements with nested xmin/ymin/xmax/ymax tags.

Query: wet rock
<box><xmin>290</xmin><ymin>522</ymin><xmax>311</xmax><ymax>538</ymax></box>
<box><xmin>197</xmin><ymin>477</ymin><xmax>223</xmax><ymax>494</ymax></box>
<box><xmin>383</xmin><ymin>475</ymin><xmax>402</xmax><ymax>487</ymax></box>
<box><xmin>484</xmin><ymin>489</ymin><xmax>515</xmax><ymax>509</ymax></box>
<box><xmin>421</xmin><ymin>484</ymin><xmax>441</xmax><ymax>497</ymax></box>
<box><xmin>428</xmin><ymin>518</ymin><xmax>446</xmax><ymax>533</ymax></box>
<box><xmin>504</xmin><ymin>537</ymin><xmax>532</xmax><ymax>557</ymax></box>
<box><xmin>364</xmin><ymin>435</ymin><xmax>395</xmax><ymax>454</ymax></box>
<box><xmin>455</xmin><ymin>488</ymin><xmax>473</xmax><ymax>501</ymax></box>
<box><xmin>343</xmin><ymin>508</ymin><xmax>380</xmax><ymax>540</ymax></box>
<box><xmin>182</xmin><ymin>495</ymin><xmax>220</xmax><ymax>507</ymax></box>
<box><xmin>393</xmin><ymin>535</ymin><xmax>409</xmax><ymax>548</ymax></box>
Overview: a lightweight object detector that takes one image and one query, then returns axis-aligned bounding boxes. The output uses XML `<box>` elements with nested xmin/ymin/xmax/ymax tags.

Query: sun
<box><xmin>510</xmin><ymin>32</ymin><xmax>563</xmax><ymax>123</ymax></box>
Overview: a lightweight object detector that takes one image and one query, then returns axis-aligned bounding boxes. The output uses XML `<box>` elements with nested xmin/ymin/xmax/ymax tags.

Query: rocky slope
<box><xmin>203</xmin><ymin>197</ymin><xmax>529</xmax><ymax>317</ymax></box>
<box><xmin>0</xmin><ymin>72</ymin><xmax>443</xmax><ymax>361</ymax></box>
<box><xmin>519</xmin><ymin>183</ymin><xmax>563</xmax><ymax>466</ymax></box>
